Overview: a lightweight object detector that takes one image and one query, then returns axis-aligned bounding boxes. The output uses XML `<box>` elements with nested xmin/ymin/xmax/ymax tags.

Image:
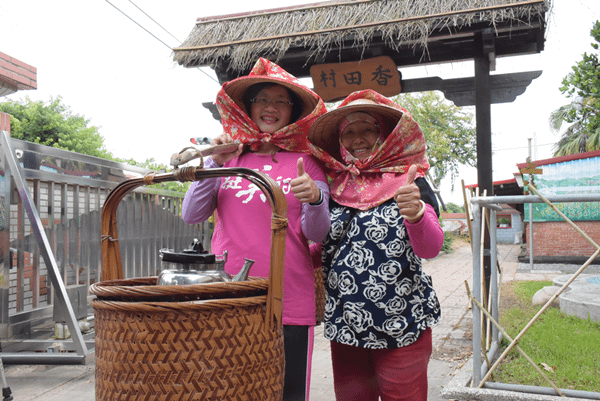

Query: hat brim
<box><xmin>308</xmin><ymin>103</ymin><xmax>404</xmax><ymax>161</ymax></box>
<box><xmin>223</xmin><ymin>76</ymin><xmax>318</xmax><ymax>120</ymax></box>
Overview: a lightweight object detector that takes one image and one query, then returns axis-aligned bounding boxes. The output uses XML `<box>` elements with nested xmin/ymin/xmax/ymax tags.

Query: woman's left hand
<box><xmin>291</xmin><ymin>158</ymin><xmax>321</xmax><ymax>204</ymax></box>
<box><xmin>393</xmin><ymin>165</ymin><xmax>424</xmax><ymax>223</ymax></box>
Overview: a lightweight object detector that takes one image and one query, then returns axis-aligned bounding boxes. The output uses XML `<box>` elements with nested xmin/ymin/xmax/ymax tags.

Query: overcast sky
<box><xmin>1</xmin><ymin>0</ymin><xmax>599</xmax><ymax>205</ymax></box>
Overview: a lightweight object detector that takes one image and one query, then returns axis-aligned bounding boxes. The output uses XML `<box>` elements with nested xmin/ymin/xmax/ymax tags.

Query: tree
<box><xmin>392</xmin><ymin>91</ymin><xmax>477</xmax><ymax>189</ymax></box>
<box><xmin>446</xmin><ymin>202</ymin><xmax>465</xmax><ymax>213</ymax></box>
<box><xmin>0</xmin><ymin>96</ymin><xmax>113</xmax><ymax>159</ymax></box>
<box><xmin>550</xmin><ymin>20</ymin><xmax>600</xmax><ymax>156</ymax></box>
<box><xmin>118</xmin><ymin>157</ymin><xmax>190</xmax><ymax>194</ymax></box>
<box><xmin>1</xmin><ymin>96</ymin><xmax>191</xmax><ymax>194</ymax></box>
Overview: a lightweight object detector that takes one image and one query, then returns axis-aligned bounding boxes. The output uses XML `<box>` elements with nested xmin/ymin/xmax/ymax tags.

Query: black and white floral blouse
<box><xmin>321</xmin><ymin>188</ymin><xmax>441</xmax><ymax>349</ymax></box>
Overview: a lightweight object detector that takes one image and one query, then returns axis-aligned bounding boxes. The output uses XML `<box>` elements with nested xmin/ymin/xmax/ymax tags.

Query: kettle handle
<box><xmin>100</xmin><ymin>166</ymin><xmax>287</xmax><ymax>331</ymax></box>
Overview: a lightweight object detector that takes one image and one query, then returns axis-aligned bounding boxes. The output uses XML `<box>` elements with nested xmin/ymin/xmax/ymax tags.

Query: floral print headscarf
<box><xmin>308</xmin><ymin>90</ymin><xmax>430</xmax><ymax>211</ymax></box>
<box><xmin>215</xmin><ymin>58</ymin><xmax>327</xmax><ymax>153</ymax></box>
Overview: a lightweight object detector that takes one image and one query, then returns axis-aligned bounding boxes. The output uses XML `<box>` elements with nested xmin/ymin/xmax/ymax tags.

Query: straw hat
<box><xmin>222</xmin><ymin>74</ymin><xmax>319</xmax><ymax>121</ymax></box>
<box><xmin>308</xmin><ymin>98</ymin><xmax>404</xmax><ymax>160</ymax></box>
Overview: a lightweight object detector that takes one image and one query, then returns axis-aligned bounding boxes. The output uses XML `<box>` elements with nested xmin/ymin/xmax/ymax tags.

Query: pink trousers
<box><xmin>330</xmin><ymin>328</ymin><xmax>432</xmax><ymax>401</ymax></box>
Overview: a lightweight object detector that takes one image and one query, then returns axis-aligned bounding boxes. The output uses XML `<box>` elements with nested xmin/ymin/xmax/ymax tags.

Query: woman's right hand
<box><xmin>393</xmin><ymin>165</ymin><xmax>424</xmax><ymax>223</ymax></box>
<box><xmin>211</xmin><ymin>133</ymin><xmax>234</xmax><ymax>146</ymax></box>
<box><xmin>210</xmin><ymin>133</ymin><xmax>243</xmax><ymax>166</ymax></box>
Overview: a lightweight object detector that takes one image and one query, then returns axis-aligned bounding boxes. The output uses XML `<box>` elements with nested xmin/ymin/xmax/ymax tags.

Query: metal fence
<box><xmin>466</xmin><ymin>191</ymin><xmax>600</xmax><ymax>400</ymax></box>
<box><xmin>0</xmin><ymin>131</ymin><xmax>211</xmax><ymax>363</ymax></box>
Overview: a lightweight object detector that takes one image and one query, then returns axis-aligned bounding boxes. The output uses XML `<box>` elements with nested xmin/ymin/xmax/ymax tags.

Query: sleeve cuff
<box><xmin>309</xmin><ymin>189</ymin><xmax>324</xmax><ymax>206</ymax></box>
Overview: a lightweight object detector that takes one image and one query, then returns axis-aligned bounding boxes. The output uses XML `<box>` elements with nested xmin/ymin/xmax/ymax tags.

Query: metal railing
<box><xmin>469</xmin><ymin>191</ymin><xmax>600</xmax><ymax>399</ymax></box>
<box><xmin>0</xmin><ymin>131</ymin><xmax>211</xmax><ymax>364</ymax></box>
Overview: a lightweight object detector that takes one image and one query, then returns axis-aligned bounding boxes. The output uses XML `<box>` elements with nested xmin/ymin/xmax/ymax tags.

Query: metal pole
<box><xmin>529</xmin><ymin>201</ymin><xmax>533</xmax><ymax>269</ymax></box>
<box><xmin>483</xmin><ymin>382</ymin><xmax>600</xmax><ymax>399</ymax></box>
<box><xmin>471</xmin><ymin>202</ymin><xmax>482</xmax><ymax>386</ymax></box>
<box><xmin>489</xmin><ymin>208</ymin><xmax>499</xmax><ymax>347</ymax></box>
<box><xmin>471</xmin><ymin>194</ymin><xmax>600</xmax><ymax>205</ymax></box>
<box><xmin>0</xmin><ymin>353</ymin><xmax>86</xmax><ymax>365</ymax></box>
<box><xmin>528</xmin><ymin>138</ymin><xmax>534</xmax><ymax>270</ymax></box>
<box><xmin>0</xmin><ymin>354</ymin><xmax>13</xmax><ymax>401</ymax></box>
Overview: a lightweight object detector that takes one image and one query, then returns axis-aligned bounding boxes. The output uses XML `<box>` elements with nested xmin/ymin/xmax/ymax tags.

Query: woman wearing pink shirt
<box><xmin>181</xmin><ymin>58</ymin><xmax>330</xmax><ymax>401</ymax></box>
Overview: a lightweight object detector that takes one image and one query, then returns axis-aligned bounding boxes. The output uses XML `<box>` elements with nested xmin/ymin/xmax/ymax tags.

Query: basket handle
<box><xmin>100</xmin><ymin>166</ymin><xmax>288</xmax><ymax>331</ymax></box>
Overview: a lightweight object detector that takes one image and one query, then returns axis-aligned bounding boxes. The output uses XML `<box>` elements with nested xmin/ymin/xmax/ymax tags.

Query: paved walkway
<box><xmin>3</xmin><ymin>241</ymin><xmax>543</xmax><ymax>401</ymax></box>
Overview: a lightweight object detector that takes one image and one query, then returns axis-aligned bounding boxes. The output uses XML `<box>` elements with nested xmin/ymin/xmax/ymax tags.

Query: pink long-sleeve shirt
<box><xmin>182</xmin><ymin>153</ymin><xmax>330</xmax><ymax>325</ymax></box>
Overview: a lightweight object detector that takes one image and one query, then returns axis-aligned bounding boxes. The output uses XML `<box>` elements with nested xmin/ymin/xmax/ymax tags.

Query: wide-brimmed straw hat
<box><xmin>222</xmin><ymin>70</ymin><xmax>319</xmax><ymax>121</ymax></box>
<box><xmin>308</xmin><ymin>98</ymin><xmax>404</xmax><ymax>161</ymax></box>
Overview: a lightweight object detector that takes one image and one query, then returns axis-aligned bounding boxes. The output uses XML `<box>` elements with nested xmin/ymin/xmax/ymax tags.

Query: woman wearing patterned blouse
<box><xmin>308</xmin><ymin>90</ymin><xmax>444</xmax><ymax>401</ymax></box>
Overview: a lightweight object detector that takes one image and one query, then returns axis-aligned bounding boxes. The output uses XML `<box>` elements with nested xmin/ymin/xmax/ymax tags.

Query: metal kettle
<box><xmin>157</xmin><ymin>239</ymin><xmax>255</xmax><ymax>285</ymax></box>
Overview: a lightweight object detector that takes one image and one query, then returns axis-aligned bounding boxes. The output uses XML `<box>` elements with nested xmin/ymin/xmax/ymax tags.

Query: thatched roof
<box><xmin>172</xmin><ymin>0</ymin><xmax>551</xmax><ymax>78</ymax></box>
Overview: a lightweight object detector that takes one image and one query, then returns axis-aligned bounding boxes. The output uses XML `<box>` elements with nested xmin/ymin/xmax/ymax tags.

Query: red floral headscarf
<box><xmin>308</xmin><ymin>90</ymin><xmax>430</xmax><ymax>210</ymax></box>
<box><xmin>215</xmin><ymin>58</ymin><xmax>327</xmax><ymax>153</ymax></box>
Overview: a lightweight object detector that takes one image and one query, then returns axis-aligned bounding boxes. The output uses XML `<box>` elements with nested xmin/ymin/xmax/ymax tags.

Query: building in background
<box><xmin>0</xmin><ymin>51</ymin><xmax>37</xmax><ymax>98</ymax></box>
<box><xmin>459</xmin><ymin>150</ymin><xmax>600</xmax><ymax>260</ymax></box>
<box><xmin>517</xmin><ymin>150</ymin><xmax>600</xmax><ymax>264</ymax></box>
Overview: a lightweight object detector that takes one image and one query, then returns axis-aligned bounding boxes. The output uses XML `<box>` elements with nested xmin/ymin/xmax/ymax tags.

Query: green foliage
<box><xmin>440</xmin><ymin>231</ymin><xmax>455</xmax><ymax>253</ymax></box>
<box><xmin>551</xmin><ymin>20</ymin><xmax>600</xmax><ymax>156</ymax></box>
<box><xmin>392</xmin><ymin>91</ymin><xmax>477</xmax><ymax>190</ymax></box>
<box><xmin>437</xmin><ymin>214</ymin><xmax>456</xmax><ymax>253</ymax></box>
<box><xmin>446</xmin><ymin>202</ymin><xmax>465</xmax><ymax>213</ymax></box>
<box><xmin>0</xmin><ymin>96</ymin><xmax>113</xmax><ymax>159</ymax></box>
<box><xmin>497</xmin><ymin>217</ymin><xmax>511</xmax><ymax>226</ymax></box>
<box><xmin>117</xmin><ymin>157</ymin><xmax>190</xmax><ymax>194</ymax></box>
<box><xmin>0</xmin><ymin>96</ymin><xmax>190</xmax><ymax>193</ymax></box>
<box><xmin>497</xmin><ymin>280</ymin><xmax>600</xmax><ymax>391</ymax></box>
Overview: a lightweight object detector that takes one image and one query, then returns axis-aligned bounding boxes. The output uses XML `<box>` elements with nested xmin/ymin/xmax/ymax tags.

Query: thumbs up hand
<box><xmin>393</xmin><ymin>165</ymin><xmax>425</xmax><ymax>223</ymax></box>
<box><xmin>291</xmin><ymin>158</ymin><xmax>321</xmax><ymax>204</ymax></box>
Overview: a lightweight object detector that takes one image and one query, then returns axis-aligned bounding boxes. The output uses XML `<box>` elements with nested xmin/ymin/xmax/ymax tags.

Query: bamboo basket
<box><xmin>314</xmin><ymin>267</ymin><xmax>325</xmax><ymax>324</ymax></box>
<box><xmin>91</xmin><ymin>166</ymin><xmax>288</xmax><ymax>401</ymax></box>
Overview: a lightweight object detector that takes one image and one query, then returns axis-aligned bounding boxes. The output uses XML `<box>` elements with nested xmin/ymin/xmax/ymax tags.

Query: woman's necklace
<box><xmin>252</xmin><ymin>142</ymin><xmax>281</xmax><ymax>162</ymax></box>
<box><xmin>270</xmin><ymin>149</ymin><xmax>280</xmax><ymax>163</ymax></box>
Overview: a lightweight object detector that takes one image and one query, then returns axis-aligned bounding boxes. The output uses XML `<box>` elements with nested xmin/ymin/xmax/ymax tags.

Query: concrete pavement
<box><xmin>3</xmin><ymin>241</ymin><xmax>532</xmax><ymax>400</ymax></box>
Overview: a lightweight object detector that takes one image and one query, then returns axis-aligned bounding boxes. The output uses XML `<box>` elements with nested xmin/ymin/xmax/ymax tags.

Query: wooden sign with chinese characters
<box><xmin>519</xmin><ymin>162</ymin><xmax>542</xmax><ymax>195</ymax></box>
<box><xmin>519</xmin><ymin>162</ymin><xmax>543</xmax><ymax>175</ymax></box>
<box><xmin>310</xmin><ymin>56</ymin><xmax>401</xmax><ymax>102</ymax></box>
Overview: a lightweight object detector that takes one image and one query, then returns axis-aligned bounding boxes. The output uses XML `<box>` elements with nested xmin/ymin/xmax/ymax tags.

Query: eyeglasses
<box><xmin>250</xmin><ymin>97</ymin><xmax>293</xmax><ymax>109</ymax></box>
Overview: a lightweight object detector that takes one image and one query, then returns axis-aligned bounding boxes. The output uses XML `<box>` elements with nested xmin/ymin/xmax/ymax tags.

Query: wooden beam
<box><xmin>402</xmin><ymin>71</ymin><xmax>543</xmax><ymax>106</ymax></box>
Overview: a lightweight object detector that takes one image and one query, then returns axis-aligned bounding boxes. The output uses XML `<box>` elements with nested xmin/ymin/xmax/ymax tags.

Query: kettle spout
<box><xmin>232</xmin><ymin>258</ymin><xmax>255</xmax><ymax>282</ymax></box>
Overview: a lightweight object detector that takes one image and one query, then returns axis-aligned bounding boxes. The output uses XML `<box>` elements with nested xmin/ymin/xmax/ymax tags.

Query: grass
<box><xmin>494</xmin><ymin>280</ymin><xmax>600</xmax><ymax>392</ymax></box>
